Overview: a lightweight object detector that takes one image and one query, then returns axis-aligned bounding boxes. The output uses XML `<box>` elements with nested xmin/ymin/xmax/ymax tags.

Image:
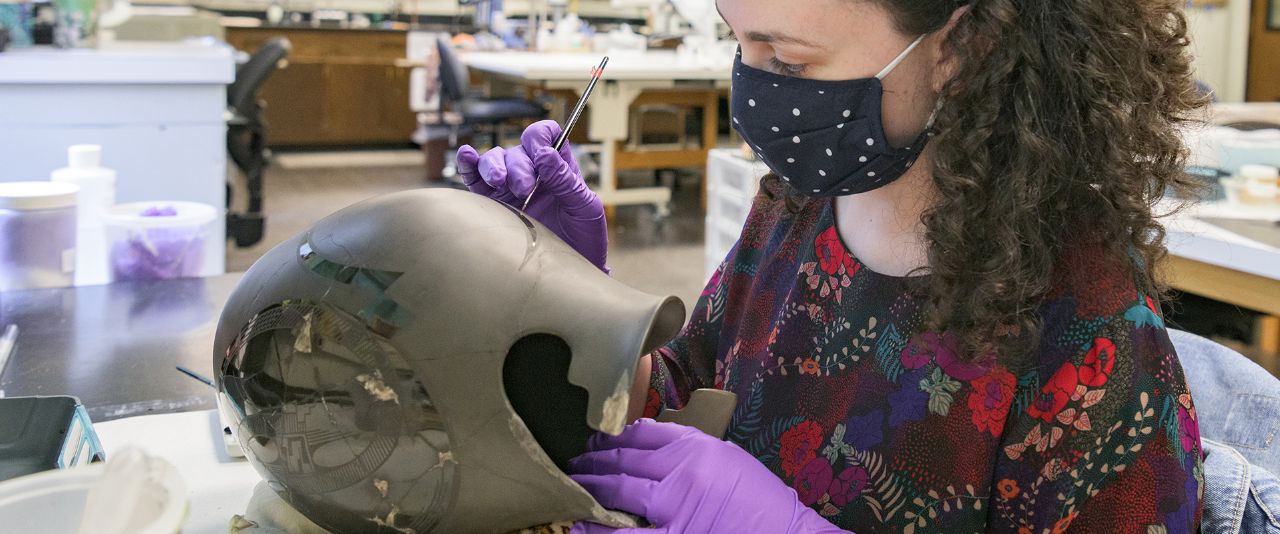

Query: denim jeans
<box><xmin>1171</xmin><ymin>329</ymin><xmax>1280</xmax><ymax>533</ymax></box>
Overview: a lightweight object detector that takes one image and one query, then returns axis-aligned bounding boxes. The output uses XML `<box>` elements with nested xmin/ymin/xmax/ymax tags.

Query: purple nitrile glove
<box><xmin>456</xmin><ymin>120</ymin><xmax>609</xmax><ymax>273</ymax></box>
<box><xmin>567</xmin><ymin>419</ymin><xmax>850</xmax><ymax>534</ymax></box>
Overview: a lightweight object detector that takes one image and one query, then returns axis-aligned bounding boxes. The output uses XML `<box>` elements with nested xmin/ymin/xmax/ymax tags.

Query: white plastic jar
<box><xmin>102</xmin><ymin>201</ymin><xmax>217</xmax><ymax>282</ymax></box>
<box><xmin>0</xmin><ymin>181</ymin><xmax>79</xmax><ymax>291</ymax></box>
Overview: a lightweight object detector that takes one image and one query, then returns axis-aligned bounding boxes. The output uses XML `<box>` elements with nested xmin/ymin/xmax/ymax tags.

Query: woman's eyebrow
<box><xmin>744</xmin><ymin>31</ymin><xmax>826</xmax><ymax>50</ymax></box>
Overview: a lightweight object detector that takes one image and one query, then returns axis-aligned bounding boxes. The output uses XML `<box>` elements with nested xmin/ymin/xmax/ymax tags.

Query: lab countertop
<box><xmin>0</xmin><ymin>274</ymin><xmax>242</xmax><ymax>422</ymax></box>
<box><xmin>221</xmin><ymin>21</ymin><xmax>410</xmax><ymax>33</ymax></box>
<box><xmin>1162</xmin><ymin>199</ymin><xmax>1280</xmax><ymax>282</ymax></box>
<box><xmin>94</xmin><ymin>410</ymin><xmax>262</xmax><ymax>534</ymax></box>
<box><xmin>0</xmin><ymin>40</ymin><xmax>235</xmax><ymax>84</ymax></box>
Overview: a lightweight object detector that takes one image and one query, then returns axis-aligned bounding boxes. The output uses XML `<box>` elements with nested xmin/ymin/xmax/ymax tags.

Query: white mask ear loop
<box><xmin>875</xmin><ymin>34</ymin><xmax>929</xmax><ymax>80</ymax></box>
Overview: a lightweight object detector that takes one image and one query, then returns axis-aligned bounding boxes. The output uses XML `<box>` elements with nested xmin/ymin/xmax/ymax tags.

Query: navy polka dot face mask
<box><xmin>731</xmin><ymin>35</ymin><xmax>939</xmax><ymax>196</ymax></box>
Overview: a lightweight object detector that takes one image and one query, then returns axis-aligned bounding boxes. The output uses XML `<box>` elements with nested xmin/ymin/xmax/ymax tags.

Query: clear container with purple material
<box><xmin>0</xmin><ymin>181</ymin><xmax>80</xmax><ymax>291</ymax></box>
<box><xmin>103</xmin><ymin>202</ymin><xmax>217</xmax><ymax>282</ymax></box>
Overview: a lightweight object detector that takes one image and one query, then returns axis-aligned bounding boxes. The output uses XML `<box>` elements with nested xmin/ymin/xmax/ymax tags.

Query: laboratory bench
<box><xmin>0</xmin><ymin>274</ymin><xmax>241</xmax><ymax>422</ymax></box>
<box><xmin>0</xmin><ymin>272</ymin><xmax>300</xmax><ymax>532</ymax></box>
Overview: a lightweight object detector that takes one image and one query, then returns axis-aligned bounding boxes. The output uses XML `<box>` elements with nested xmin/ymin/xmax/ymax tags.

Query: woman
<box><xmin>457</xmin><ymin>0</ymin><xmax>1205</xmax><ymax>531</ymax></box>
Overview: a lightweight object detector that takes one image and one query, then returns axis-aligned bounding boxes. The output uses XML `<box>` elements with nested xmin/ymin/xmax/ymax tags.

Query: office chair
<box><xmin>435</xmin><ymin>38</ymin><xmax>548</xmax><ymax>149</ymax></box>
<box><xmin>1223</xmin><ymin>121</ymin><xmax>1280</xmax><ymax>132</ymax></box>
<box><xmin>1194</xmin><ymin>79</ymin><xmax>1218</xmax><ymax>104</ymax></box>
<box><xmin>226</xmin><ymin>37</ymin><xmax>291</xmax><ymax>248</ymax></box>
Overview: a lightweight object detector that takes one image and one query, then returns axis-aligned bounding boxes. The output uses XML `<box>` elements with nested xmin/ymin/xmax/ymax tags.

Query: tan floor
<box><xmin>226</xmin><ymin>164</ymin><xmax>710</xmax><ymax>310</ymax></box>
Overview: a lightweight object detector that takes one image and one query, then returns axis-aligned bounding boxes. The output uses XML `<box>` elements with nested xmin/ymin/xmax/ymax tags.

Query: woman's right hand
<box><xmin>456</xmin><ymin>120</ymin><xmax>609</xmax><ymax>273</ymax></box>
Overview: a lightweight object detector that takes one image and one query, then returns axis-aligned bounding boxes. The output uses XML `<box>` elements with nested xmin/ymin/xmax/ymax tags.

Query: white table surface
<box><xmin>1209</xmin><ymin>102</ymin><xmax>1280</xmax><ymax>126</ymax></box>
<box><xmin>94</xmin><ymin>410</ymin><xmax>261</xmax><ymax>534</ymax></box>
<box><xmin>1169</xmin><ymin>102</ymin><xmax>1280</xmax><ymax>283</ymax></box>
<box><xmin>459</xmin><ymin>50</ymin><xmax>732</xmax><ymax>82</ymax></box>
<box><xmin>1161</xmin><ymin>199</ymin><xmax>1280</xmax><ymax>281</ymax></box>
<box><xmin>0</xmin><ymin>40</ymin><xmax>235</xmax><ymax>84</ymax></box>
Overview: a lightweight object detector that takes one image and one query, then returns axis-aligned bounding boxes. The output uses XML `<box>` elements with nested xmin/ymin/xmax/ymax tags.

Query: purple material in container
<box><xmin>110</xmin><ymin>229</ymin><xmax>206</xmax><ymax>281</ymax></box>
<box><xmin>140</xmin><ymin>206</ymin><xmax>179</xmax><ymax>217</ymax></box>
<box><xmin>105</xmin><ymin>202</ymin><xmax>214</xmax><ymax>282</ymax></box>
<box><xmin>110</xmin><ymin>206</ymin><xmax>207</xmax><ymax>282</ymax></box>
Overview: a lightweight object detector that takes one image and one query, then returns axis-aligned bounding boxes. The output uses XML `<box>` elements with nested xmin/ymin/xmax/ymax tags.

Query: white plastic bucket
<box><xmin>102</xmin><ymin>201</ymin><xmax>217</xmax><ymax>282</ymax></box>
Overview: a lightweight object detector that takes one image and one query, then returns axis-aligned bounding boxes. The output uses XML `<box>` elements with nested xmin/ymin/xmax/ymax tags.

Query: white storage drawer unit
<box><xmin>705</xmin><ymin>149</ymin><xmax>766</xmax><ymax>280</ymax></box>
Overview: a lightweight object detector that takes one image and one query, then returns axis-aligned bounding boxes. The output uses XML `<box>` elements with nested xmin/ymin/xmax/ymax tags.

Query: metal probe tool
<box><xmin>175</xmin><ymin>365</ymin><xmax>215</xmax><ymax>388</ymax></box>
<box><xmin>522</xmin><ymin>56</ymin><xmax>609</xmax><ymax>210</ymax></box>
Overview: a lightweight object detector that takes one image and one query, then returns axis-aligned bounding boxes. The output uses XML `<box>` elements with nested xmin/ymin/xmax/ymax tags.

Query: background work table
<box><xmin>1163</xmin><ymin>203</ymin><xmax>1280</xmax><ymax>368</ymax></box>
<box><xmin>0</xmin><ymin>275</ymin><xmax>242</xmax><ymax>422</ymax></box>
<box><xmin>460</xmin><ymin>50</ymin><xmax>732</xmax><ymax>212</ymax></box>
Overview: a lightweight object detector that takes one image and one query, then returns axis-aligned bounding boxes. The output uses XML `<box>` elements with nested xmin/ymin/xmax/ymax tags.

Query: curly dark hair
<box><xmin>762</xmin><ymin>0</ymin><xmax>1206</xmax><ymax>362</ymax></box>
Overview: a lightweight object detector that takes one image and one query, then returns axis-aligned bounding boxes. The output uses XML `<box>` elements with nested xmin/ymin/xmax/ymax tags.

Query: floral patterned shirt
<box><xmin>645</xmin><ymin>181</ymin><xmax>1203</xmax><ymax>533</ymax></box>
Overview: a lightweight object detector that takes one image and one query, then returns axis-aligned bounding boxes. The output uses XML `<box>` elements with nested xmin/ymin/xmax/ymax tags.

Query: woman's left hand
<box><xmin>567</xmin><ymin>419</ymin><xmax>848</xmax><ymax>534</ymax></box>
<box><xmin>456</xmin><ymin>121</ymin><xmax>608</xmax><ymax>273</ymax></box>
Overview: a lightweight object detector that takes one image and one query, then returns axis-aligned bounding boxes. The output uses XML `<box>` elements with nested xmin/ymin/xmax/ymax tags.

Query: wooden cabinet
<box><xmin>225</xmin><ymin>27</ymin><xmax>417</xmax><ymax>146</ymax></box>
<box><xmin>1248</xmin><ymin>0</ymin><xmax>1280</xmax><ymax>102</ymax></box>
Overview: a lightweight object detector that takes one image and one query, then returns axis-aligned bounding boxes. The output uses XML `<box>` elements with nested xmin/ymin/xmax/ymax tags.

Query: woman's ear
<box><xmin>930</xmin><ymin>5</ymin><xmax>972</xmax><ymax>94</ymax></box>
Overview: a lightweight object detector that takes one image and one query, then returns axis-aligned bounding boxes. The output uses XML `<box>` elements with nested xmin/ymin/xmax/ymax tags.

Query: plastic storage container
<box><xmin>103</xmin><ymin>202</ymin><xmax>217</xmax><ymax>282</ymax></box>
<box><xmin>0</xmin><ymin>181</ymin><xmax>79</xmax><ymax>291</ymax></box>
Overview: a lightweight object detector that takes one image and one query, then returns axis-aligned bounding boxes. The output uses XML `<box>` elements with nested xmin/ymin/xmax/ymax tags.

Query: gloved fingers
<box><xmin>519</xmin><ymin>119</ymin><xmax>561</xmax><ymax>151</ymax></box>
<box><xmin>560</xmin><ymin>186</ymin><xmax>607</xmax><ymax>225</ymax></box>
<box><xmin>521</xmin><ymin>119</ymin><xmax>580</xmax><ymax>175</ymax></box>
<box><xmin>567</xmin><ymin>446</ymin><xmax>668</xmax><ymax>481</ymax></box>
<box><xmin>586</xmin><ymin>419</ymin><xmax>698</xmax><ymax>452</ymax></box>
<box><xmin>478</xmin><ymin>146</ymin><xmax>518</xmax><ymax>204</ymax></box>
<box><xmin>569</xmin><ymin>473</ymin><xmax>656</xmax><ymax>518</ymax></box>
<box><xmin>503</xmin><ymin>145</ymin><xmax>537</xmax><ymax>200</ymax></box>
<box><xmin>532</xmin><ymin>147</ymin><xmax>603</xmax><ymax>219</ymax></box>
<box><xmin>553</xmin><ymin>213</ymin><xmax>609</xmax><ymax>273</ymax></box>
<box><xmin>456</xmin><ymin>145</ymin><xmax>491</xmax><ymax>195</ymax></box>
<box><xmin>478</xmin><ymin>146</ymin><xmax>509</xmax><ymax>189</ymax></box>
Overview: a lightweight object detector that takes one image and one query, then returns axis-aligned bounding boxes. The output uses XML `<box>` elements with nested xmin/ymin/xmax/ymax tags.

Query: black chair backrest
<box><xmin>1194</xmin><ymin>79</ymin><xmax>1218</xmax><ymax>104</ymax></box>
<box><xmin>228</xmin><ymin>37</ymin><xmax>292</xmax><ymax>114</ymax></box>
<box><xmin>1224</xmin><ymin>121</ymin><xmax>1280</xmax><ymax>132</ymax></box>
<box><xmin>436</xmin><ymin>38</ymin><xmax>472</xmax><ymax>107</ymax></box>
